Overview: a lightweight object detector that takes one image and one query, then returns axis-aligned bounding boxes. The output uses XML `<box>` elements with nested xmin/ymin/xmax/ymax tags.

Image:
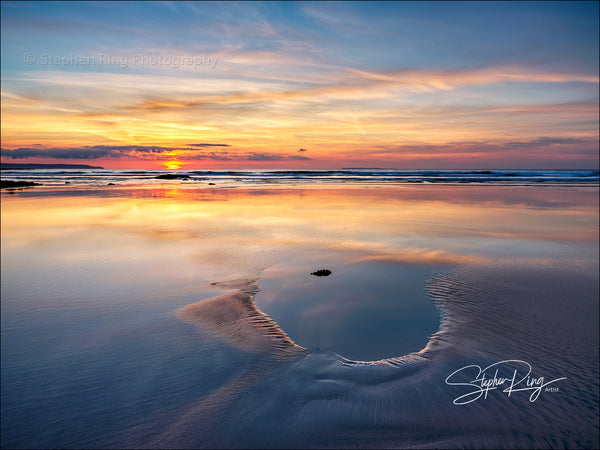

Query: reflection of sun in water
<box><xmin>165</xmin><ymin>161</ymin><xmax>182</xmax><ymax>170</ymax></box>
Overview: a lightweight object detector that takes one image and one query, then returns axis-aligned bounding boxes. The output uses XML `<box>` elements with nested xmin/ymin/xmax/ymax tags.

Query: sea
<box><xmin>1</xmin><ymin>167</ymin><xmax>599</xmax><ymax>188</ymax></box>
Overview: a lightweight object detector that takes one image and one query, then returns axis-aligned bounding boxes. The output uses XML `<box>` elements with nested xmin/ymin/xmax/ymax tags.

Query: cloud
<box><xmin>6</xmin><ymin>135</ymin><xmax>592</xmax><ymax>164</ymax></box>
<box><xmin>503</xmin><ymin>137</ymin><xmax>594</xmax><ymax>148</ymax></box>
<box><xmin>187</xmin><ymin>143</ymin><xmax>231</xmax><ymax>147</ymax></box>
<box><xmin>298</xmin><ymin>148</ymin><xmax>307</xmax><ymax>152</ymax></box>
<box><xmin>172</xmin><ymin>152</ymin><xmax>231</xmax><ymax>161</ymax></box>
<box><xmin>243</xmin><ymin>152</ymin><xmax>311</xmax><ymax>161</ymax></box>
<box><xmin>0</xmin><ymin>145</ymin><xmax>312</xmax><ymax>162</ymax></box>
<box><xmin>347</xmin><ymin>66</ymin><xmax>599</xmax><ymax>92</ymax></box>
<box><xmin>18</xmin><ymin>62</ymin><xmax>594</xmax><ymax>120</ymax></box>
<box><xmin>105</xmin><ymin>65</ymin><xmax>597</xmax><ymax>116</ymax></box>
<box><xmin>1</xmin><ymin>145</ymin><xmax>178</xmax><ymax>160</ymax></box>
<box><xmin>244</xmin><ymin>152</ymin><xmax>282</xmax><ymax>161</ymax></box>
<box><xmin>368</xmin><ymin>136</ymin><xmax>599</xmax><ymax>158</ymax></box>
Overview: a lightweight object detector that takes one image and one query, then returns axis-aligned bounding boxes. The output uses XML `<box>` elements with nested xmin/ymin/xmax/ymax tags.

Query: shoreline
<box><xmin>1</xmin><ymin>180</ymin><xmax>598</xmax><ymax>196</ymax></box>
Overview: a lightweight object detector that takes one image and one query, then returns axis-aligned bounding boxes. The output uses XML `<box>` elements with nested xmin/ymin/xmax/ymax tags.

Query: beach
<box><xmin>1</xmin><ymin>180</ymin><xmax>598</xmax><ymax>449</ymax></box>
<box><xmin>2</xmin><ymin>0</ymin><xmax>598</xmax><ymax>447</ymax></box>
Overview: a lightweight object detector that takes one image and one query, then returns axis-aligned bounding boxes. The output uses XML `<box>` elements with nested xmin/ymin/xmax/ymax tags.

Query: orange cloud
<box><xmin>1</xmin><ymin>63</ymin><xmax>598</xmax><ymax>168</ymax></box>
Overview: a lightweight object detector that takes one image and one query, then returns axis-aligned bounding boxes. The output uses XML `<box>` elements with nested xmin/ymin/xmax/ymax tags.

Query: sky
<box><xmin>1</xmin><ymin>1</ymin><xmax>598</xmax><ymax>169</ymax></box>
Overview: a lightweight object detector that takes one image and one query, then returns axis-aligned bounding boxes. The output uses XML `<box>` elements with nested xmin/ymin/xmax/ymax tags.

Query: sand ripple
<box><xmin>151</xmin><ymin>262</ymin><xmax>599</xmax><ymax>449</ymax></box>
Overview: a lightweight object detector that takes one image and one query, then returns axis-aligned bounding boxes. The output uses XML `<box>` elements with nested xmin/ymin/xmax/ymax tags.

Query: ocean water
<box><xmin>1</xmin><ymin>180</ymin><xmax>598</xmax><ymax>449</ymax></box>
<box><xmin>1</xmin><ymin>168</ymin><xmax>598</xmax><ymax>188</ymax></box>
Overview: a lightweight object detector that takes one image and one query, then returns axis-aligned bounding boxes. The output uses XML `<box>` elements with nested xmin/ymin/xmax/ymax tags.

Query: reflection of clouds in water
<box><xmin>299</xmin><ymin>291</ymin><xmax>365</xmax><ymax>320</ymax></box>
<box><xmin>4</xmin><ymin>186</ymin><xmax>597</xmax><ymax>275</ymax></box>
<box><xmin>352</xmin><ymin>247</ymin><xmax>491</xmax><ymax>266</ymax></box>
<box><xmin>2</xmin><ymin>185</ymin><xmax>598</xmax><ymax>449</ymax></box>
<box><xmin>3</xmin><ymin>186</ymin><xmax>596</xmax><ymax>303</ymax></box>
<box><xmin>191</xmin><ymin>245</ymin><xmax>275</xmax><ymax>274</ymax></box>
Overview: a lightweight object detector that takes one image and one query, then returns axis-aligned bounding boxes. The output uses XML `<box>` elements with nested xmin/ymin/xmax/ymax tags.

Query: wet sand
<box><xmin>161</xmin><ymin>260</ymin><xmax>598</xmax><ymax>449</ymax></box>
<box><xmin>1</xmin><ymin>184</ymin><xmax>598</xmax><ymax>449</ymax></box>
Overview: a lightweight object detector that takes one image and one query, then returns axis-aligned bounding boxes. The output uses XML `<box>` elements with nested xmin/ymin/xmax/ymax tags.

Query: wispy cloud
<box><xmin>1</xmin><ymin>145</ymin><xmax>179</xmax><ymax>160</ymax></box>
<box><xmin>245</xmin><ymin>152</ymin><xmax>310</xmax><ymax>161</ymax></box>
<box><xmin>187</xmin><ymin>143</ymin><xmax>231</xmax><ymax>147</ymax></box>
<box><xmin>0</xmin><ymin>145</ymin><xmax>312</xmax><ymax>162</ymax></box>
<box><xmin>370</xmin><ymin>136</ymin><xmax>599</xmax><ymax>158</ymax></box>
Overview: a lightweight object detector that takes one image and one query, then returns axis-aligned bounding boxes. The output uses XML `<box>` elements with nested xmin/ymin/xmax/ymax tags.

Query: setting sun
<box><xmin>165</xmin><ymin>161</ymin><xmax>182</xmax><ymax>170</ymax></box>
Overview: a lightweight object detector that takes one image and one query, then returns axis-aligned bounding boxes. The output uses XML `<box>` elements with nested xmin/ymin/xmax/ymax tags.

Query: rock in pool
<box><xmin>311</xmin><ymin>269</ymin><xmax>332</xmax><ymax>277</ymax></box>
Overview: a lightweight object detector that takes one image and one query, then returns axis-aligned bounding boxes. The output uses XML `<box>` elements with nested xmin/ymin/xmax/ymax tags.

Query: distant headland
<box><xmin>1</xmin><ymin>163</ymin><xmax>104</xmax><ymax>170</ymax></box>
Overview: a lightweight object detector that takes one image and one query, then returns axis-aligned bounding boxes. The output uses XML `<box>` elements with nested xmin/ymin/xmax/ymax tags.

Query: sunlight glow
<box><xmin>165</xmin><ymin>161</ymin><xmax>182</xmax><ymax>170</ymax></box>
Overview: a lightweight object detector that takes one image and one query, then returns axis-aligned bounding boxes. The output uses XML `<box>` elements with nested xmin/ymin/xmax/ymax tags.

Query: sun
<box><xmin>164</xmin><ymin>160</ymin><xmax>182</xmax><ymax>170</ymax></box>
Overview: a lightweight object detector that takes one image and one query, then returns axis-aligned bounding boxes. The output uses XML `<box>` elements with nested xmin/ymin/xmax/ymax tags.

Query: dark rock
<box><xmin>155</xmin><ymin>173</ymin><xmax>190</xmax><ymax>180</ymax></box>
<box><xmin>107</xmin><ymin>183</ymin><xmax>115</xmax><ymax>185</ymax></box>
<box><xmin>311</xmin><ymin>269</ymin><xmax>332</xmax><ymax>277</ymax></box>
<box><xmin>1</xmin><ymin>180</ymin><xmax>42</xmax><ymax>188</ymax></box>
